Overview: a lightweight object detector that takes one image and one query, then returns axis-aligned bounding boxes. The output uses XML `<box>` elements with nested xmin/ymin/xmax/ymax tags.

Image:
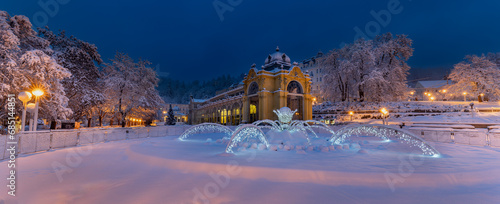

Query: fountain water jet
<box><xmin>179</xmin><ymin>107</ymin><xmax>440</xmax><ymax>156</ymax></box>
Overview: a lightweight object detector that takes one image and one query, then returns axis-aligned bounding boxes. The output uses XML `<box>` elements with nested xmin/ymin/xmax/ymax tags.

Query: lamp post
<box><xmin>18</xmin><ymin>92</ymin><xmax>32</xmax><ymax>132</ymax></box>
<box><xmin>349</xmin><ymin>111</ymin><xmax>354</xmax><ymax>121</ymax></box>
<box><xmin>463</xmin><ymin>92</ymin><xmax>467</xmax><ymax>102</ymax></box>
<box><xmin>32</xmin><ymin>89</ymin><xmax>44</xmax><ymax>131</ymax></box>
<box><xmin>380</xmin><ymin>108</ymin><xmax>389</xmax><ymax>125</ymax></box>
<box><xmin>27</xmin><ymin>103</ymin><xmax>36</xmax><ymax>131</ymax></box>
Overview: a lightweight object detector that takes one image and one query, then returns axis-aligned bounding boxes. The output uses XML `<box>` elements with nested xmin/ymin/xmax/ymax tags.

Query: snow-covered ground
<box><xmin>1</xmin><ymin>133</ymin><xmax>499</xmax><ymax>204</ymax></box>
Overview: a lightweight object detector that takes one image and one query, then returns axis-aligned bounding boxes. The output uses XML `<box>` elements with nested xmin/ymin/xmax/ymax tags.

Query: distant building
<box><xmin>299</xmin><ymin>51</ymin><xmax>325</xmax><ymax>102</ymax></box>
<box><xmin>414</xmin><ymin>80</ymin><xmax>451</xmax><ymax>100</ymax></box>
<box><xmin>163</xmin><ymin>104</ymin><xmax>189</xmax><ymax>123</ymax></box>
<box><xmin>189</xmin><ymin>47</ymin><xmax>313</xmax><ymax>125</ymax></box>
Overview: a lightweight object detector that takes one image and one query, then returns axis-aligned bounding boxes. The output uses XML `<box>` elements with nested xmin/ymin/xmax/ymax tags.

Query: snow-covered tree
<box><xmin>38</xmin><ymin>27</ymin><xmax>105</xmax><ymax>122</ymax></box>
<box><xmin>448</xmin><ymin>54</ymin><xmax>500</xmax><ymax>101</ymax></box>
<box><xmin>0</xmin><ymin>11</ymin><xmax>72</xmax><ymax>120</ymax></box>
<box><xmin>320</xmin><ymin>33</ymin><xmax>413</xmax><ymax>102</ymax></box>
<box><xmin>103</xmin><ymin>52</ymin><xmax>164</xmax><ymax>127</ymax></box>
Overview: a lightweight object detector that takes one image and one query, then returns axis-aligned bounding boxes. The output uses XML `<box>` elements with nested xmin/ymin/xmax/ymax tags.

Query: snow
<box><xmin>1</xmin><ymin>133</ymin><xmax>499</xmax><ymax>203</ymax></box>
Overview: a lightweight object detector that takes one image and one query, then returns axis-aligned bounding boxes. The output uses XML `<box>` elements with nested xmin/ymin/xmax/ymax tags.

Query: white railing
<box><xmin>407</xmin><ymin>127</ymin><xmax>500</xmax><ymax>147</ymax></box>
<box><xmin>0</xmin><ymin>125</ymin><xmax>191</xmax><ymax>160</ymax></box>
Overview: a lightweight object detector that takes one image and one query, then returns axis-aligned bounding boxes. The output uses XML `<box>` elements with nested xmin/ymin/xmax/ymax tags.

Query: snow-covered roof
<box><xmin>193</xmin><ymin>99</ymin><xmax>207</xmax><ymax>103</ymax></box>
<box><xmin>416</xmin><ymin>80</ymin><xmax>449</xmax><ymax>89</ymax></box>
<box><xmin>263</xmin><ymin>46</ymin><xmax>291</xmax><ymax>70</ymax></box>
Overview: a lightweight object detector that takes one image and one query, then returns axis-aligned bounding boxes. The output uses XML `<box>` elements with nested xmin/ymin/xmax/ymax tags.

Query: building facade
<box><xmin>414</xmin><ymin>80</ymin><xmax>451</xmax><ymax>101</ymax></box>
<box><xmin>189</xmin><ymin>47</ymin><xmax>313</xmax><ymax>125</ymax></box>
<box><xmin>299</xmin><ymin>51</ymin><xmax>325</xmax><ymax>102</ymax></box>
<box><xmin>163</xmin><ymin>104</ymin><xmax>189</xmax><ymax>123</ymax></box>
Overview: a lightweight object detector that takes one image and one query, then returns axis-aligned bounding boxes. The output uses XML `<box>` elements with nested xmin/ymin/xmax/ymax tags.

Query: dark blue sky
<box><xmin>2</xmin><ymin>0</ymin><xmax>500</xmax><ymax>80</ymax></box>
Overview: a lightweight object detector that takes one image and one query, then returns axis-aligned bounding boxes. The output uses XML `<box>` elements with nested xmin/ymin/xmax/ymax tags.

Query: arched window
<box><xmin>287</xmin><ymin>81</ymin><xmax>303</xmax><ymax>94</ymax></box>
<box><xmin>248</xmin><ymin>82</ymin><xmax>259</xmax><ymax>95</ymax></box>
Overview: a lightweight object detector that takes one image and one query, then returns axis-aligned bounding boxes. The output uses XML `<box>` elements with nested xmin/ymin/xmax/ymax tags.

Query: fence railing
<box><xmin>406</xmin><ymin>127</ymin><xmax>500</xmax><ymax>147</ymax></box>
<box><xmin>0</xmin><ymin>125</ymin><xmax>191</xmax><ymax>160</ymax></box>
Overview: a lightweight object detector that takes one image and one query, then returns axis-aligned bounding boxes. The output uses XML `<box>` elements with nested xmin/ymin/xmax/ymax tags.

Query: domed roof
<box><xmin>263</xmin><ymin>46</ymin><xmax>292</xmax><ymax>71</ymax></box>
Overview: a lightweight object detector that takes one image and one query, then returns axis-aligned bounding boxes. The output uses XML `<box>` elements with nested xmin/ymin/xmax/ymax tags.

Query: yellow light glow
<box><xmin>313</xmin><ymin>97</ymin><xmax>317</xmax><ymax>101</ymax></box>
<box><xmin>349</xmin><ymin>111</ymin><xmax>354</xmax><ymax>115</ymax></box>
<box><xmin>410</xmin><ymin>91</ymin><xmax>414</xmax><ymax>95</ymax></box>
<box><xmin>480</xmin><ymin>93</ymin><xmax>484</xmax><ymax>96</ymax></box>
<box><xmin>32</xmin><ymin>89</ymin><xmax>44</xmax><ymax>97</ymax></box>
<box><xmin>430</xmin><ymin>96</ymin><xmax>435</xmax><ymax>101</ymax></box>
<box><xmin>380</xmin><ymin>108</ymin><xmax>388</xmax><ymax>115</ymax></box>
<box><xmin>163</xmin><ymin>111</ymin><xmax>167</xmax><ymax>114</ymax></box>
<box><xmin>463</xmin><ymin>92</ymin><xmax>467</xmax><ymax>95</ymax></box>
<box><xmin>442</xmin><ymin>90</ymin><xmax>447</xmax><ymax>93</ymax></box>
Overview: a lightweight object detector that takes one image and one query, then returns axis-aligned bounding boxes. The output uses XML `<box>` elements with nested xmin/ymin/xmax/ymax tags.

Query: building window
<box><xmin>250</xmin><ymin>104</ymin><xmax>257</xmax><ymax>115</ymax></box>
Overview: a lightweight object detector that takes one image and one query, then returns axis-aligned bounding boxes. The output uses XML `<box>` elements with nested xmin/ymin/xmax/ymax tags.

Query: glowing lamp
<box><xmin>18</xmin><ymin>91</ymin><xmax>32</xmax><ymax>103</ymax></box>
<box><xmin>430</xmin><ymin>96</ymin><xmax>435</xmax><ymax>101</ymax></box>
<box><xmin>32</xmin><ymin>89</ymin><xmax>44</xmax><ymax>97</ymax></box>
<box><xmin>27</xmin><ymin>103</ymin><xmax>36</xmax><ymax>113</ymax></box>
<box><xmin>349</xmin><ymin>111</ymin><xmax>354</xmax><ymax>115</ymax></box>
<box><xmin>380</xmin><ymin>108</ymin><xmax>389</xmax><ymax>115</ymax></box>
<box><xmin>463</xmin><ymin>92</ymin><xmax>467</xmax><ymax>95</ymax></box>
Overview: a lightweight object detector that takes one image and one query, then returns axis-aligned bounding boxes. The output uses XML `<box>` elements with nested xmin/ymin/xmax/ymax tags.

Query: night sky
<box><xmin>2</xmin><ymin>0</ymin><xmax>500</xmax><ymax>81</ymax></box>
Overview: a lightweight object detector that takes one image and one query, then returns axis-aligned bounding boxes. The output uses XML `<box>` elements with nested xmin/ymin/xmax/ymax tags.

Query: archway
<box><xmin>287</xmin><ymin>81</ymin><xmax>303</xmax><ymax>120</ymax></box>
<box><xmin>248</xmin><ymin>82</ymin><xmax>259</xmax><ymax>123</ymax></box>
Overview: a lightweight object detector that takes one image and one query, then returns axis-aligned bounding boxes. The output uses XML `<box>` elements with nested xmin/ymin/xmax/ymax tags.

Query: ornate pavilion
<box><xmin>188</xmin><ymin>47</ymin><xmax>313</xmax><ymax>125</ymax></box>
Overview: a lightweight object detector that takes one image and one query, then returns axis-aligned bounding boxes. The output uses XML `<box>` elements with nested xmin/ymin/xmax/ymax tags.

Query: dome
<box><xmin>263</xmin><ymin>46</ymin><xmax>292</xmax><ymax>71</ymax></box>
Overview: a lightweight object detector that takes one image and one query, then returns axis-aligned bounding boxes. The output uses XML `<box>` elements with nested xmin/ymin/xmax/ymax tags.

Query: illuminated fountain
<box><xmin>179</xmin><ymin>107</ymin><xmax>440</xmax><ymax>156</ymax></box>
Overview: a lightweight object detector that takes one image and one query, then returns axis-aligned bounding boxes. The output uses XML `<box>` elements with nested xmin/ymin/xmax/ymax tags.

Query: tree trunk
<box><xmin>87</xmin><ymin>118</ymin><xmax>92</xmax><ymax>128</ymax></box>
<box><xmin>99</xmin><ymin>116</ymin><xmax>103</xmax><ymax>126</ymax></box>
<box><xmin>121</xmin><ymin>114</ymin><xmax>126</xmax><ymax>127</ymax></box>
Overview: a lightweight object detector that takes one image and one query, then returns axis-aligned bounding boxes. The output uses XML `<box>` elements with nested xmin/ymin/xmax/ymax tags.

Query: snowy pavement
<box><xmin>1</xmin><ymin>135</ymin><xmax>500</xmax><ymax>204</ymax></box>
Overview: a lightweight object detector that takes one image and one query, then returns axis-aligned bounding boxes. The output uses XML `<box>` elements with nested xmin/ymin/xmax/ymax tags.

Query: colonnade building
<box><xmin>188</xmin><ymin>47</ymin><xmax>314</xmax><ymax>125</ymax></box>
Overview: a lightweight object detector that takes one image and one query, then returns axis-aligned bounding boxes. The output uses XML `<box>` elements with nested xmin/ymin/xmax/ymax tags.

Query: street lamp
<box><xmin>430</xmin><ymin>96</ymin><xmax>435</xmax><ymax>103</ymax></box>
<box><xmin>349</xmin><ymin>111</ymin><xmax>354</xmax><ymax>121</ymax></box>
<box><xmin>380</xmin><ymin>108</ymin><xmax>389</xmax><ymax>125</ymax></box>
<box><xmin>463</xmin><ymin>92</ymin><xmax>467</xmax><ymax>102</ymax></box>
<box><xmin>26</xmin><ymin>103</ymin><xmax>36</xmax><ymax>131</ymax></box>
<box><xmin>18</xmin><ymin>92</ymin><xmax>32</xmax><ymax>132</ymax></box>
<box><xmin>31</xmin><ymin>89</ymin><xmax>44</xmax><ymax>131</ymax></box>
